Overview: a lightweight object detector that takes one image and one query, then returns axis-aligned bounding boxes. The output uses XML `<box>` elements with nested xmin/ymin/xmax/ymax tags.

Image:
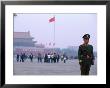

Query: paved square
<box><xmin>13</xmin><ymin>58</ymin><xmax>97</xmax><ymax>75</ymax></box>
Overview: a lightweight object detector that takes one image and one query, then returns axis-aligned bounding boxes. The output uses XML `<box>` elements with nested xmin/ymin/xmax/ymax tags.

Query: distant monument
<box><xmin>14</xmin><ymin>31</ymin><xmax>36</xmax><ymax>47</ymax></box>
<box><xmin>13</xmin><ymin>31</ymin><xmax>45</xmax><ymax>55</ymax></box>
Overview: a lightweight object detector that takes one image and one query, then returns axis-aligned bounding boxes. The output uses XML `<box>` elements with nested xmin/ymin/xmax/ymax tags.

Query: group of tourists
<box><xmin>15</xmin><ymin>52</ymin><xmax>68</xmax><ymax>63</ymax></box>
<box><xmin>16</xmin><ymin>53</ymin><xmax>33</xmax><ymax>62</ymax></box>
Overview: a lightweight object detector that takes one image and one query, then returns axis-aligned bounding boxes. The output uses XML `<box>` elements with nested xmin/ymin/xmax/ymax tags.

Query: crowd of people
<box><xmin>15</xmin><ymin>52</ymin><xmax>68</xmax><ymax>63</ymax></box>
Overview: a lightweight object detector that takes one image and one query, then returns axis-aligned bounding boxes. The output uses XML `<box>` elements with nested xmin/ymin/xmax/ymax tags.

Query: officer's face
<box><xmin>83</xmin><ymin>38</ymin><xmax>89</xmax><ymax>44</ymax></box>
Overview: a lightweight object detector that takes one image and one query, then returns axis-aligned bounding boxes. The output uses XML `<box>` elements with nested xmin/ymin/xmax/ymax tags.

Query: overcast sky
<box><xmin>14</xmin><ymin>13</ymin><xmax>97</xmax><ymax>51</ymax></box>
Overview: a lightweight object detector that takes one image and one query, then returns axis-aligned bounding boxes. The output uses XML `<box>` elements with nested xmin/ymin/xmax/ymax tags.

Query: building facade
<box><xmin>14</xmin><ymin>31</ymin><xmax>36</xmax><ymax>47</ymax></box>
<box><xmin>13</xmin><ymin>31</ymin><xmax>45</xmax><ymax>55</ymax></box>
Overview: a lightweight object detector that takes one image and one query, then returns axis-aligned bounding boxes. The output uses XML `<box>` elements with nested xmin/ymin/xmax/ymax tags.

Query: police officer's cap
<box><xmin>82</xmin><ymin>34</ymin><xmax>90</xmax><ymax>39</ymax></box>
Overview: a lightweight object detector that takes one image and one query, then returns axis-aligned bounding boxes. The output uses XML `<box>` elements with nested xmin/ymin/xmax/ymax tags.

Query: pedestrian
<box><xmin>38</xmin><ymin>53</ymin><xmax>42</xmax><ymax>63</ymax></box>
<box><xmin>53</xmin><ymin>53</ymin><xmax>57</xmax><ymax>63</ymax></box>
<box><xmin>16</xmin><ymin>54</ymin><xmax>20</xmax><ymax>62</ymax></box>
<box><xmin>20</xmin><ymin>53</ymin><xmax>24</xmax><ymax>62</ymax></box>
<box><xmin>44</xmin><ymin>54</ymin><xmax>48</xmax><ymax>63</ymax></box>
<box><xmin>61</xmin><ymin>55</ymin><xmax>64</xmax><ymax>61</ymax></box>
<box><xmin>29</xmin><ymin>53</ymin><xmax>33</xmax><ymax>62</ymax></box>
<box><xmin>47</xmin><ymin>53</ymin><xmax>51</xmax><ymax>63</ymax></box>
<box><xmin>56</xmin><ymin>54</ymin><xmax>60</xmax><ymax>63</ymax></box>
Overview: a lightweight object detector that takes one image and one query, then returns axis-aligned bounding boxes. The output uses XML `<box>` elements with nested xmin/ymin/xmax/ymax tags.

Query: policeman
<box><xmin>78</xmin><ymin>34</ymin><xmax>94</xmax><ymax>75</ymax></box>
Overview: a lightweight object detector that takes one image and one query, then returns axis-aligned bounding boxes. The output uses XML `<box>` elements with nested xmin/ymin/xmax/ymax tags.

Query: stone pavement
<box><xmin>13</xmin><ymin>58</ymin><xmax>97</xmax><ymax>75</ymax></box>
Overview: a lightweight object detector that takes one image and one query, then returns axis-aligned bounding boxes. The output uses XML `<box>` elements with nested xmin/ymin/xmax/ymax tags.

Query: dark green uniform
<box><xmin>78</xmin><ymin>44</ymin><xmax>94</xmax><ymax>75</ymax></box>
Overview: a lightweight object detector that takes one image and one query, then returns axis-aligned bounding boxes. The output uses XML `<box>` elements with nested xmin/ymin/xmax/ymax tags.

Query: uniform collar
<box><xmin>83</xmin><ymin>43</ymin><xmax>89</xmax><ymax>46</ymax></box>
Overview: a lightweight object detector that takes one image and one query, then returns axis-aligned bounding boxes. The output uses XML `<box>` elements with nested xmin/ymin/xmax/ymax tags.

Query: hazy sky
<box><xmin>14</xmin><ymin>13</ymin><xmax>97</xmax><ymax>51</ymax></box>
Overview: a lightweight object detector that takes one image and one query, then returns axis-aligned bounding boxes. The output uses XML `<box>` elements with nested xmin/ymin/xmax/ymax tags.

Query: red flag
<box><xmin>49</xmin><ymin>17</ymin><xmax>55</xmax><ymax>22</ymax></box>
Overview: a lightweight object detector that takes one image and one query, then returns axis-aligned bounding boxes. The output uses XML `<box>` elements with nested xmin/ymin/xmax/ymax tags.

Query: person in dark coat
<box><xmin>16</xmin><ymin>54</ymin><xmax>20</xmax><ymax>62</ymax></box>
<box><xmin>53</xmin><ymin>53</ymin><xmax>57</xmax><ymax>63</ymax></box>
<box><xmin>44</xmin><ymin>54</ymin><xmax>48</xmax><ymax>63</ymax></box>
<box><xmin>20</xmin><ymin>53</ymin><xmax>24</xmax><ymax>62</ymax></box>
<box><xmin>56</xmin><ymin>54</ymin><xmax>60</xmax><ymax>63</ymax></box>
<box><xmin>38</xmin><ymin>53</ymin><xmax>42</xmax><ymax>63</ymax></box>
<box><xmin>78</xmin><ymin>34</ymin><xmax>95</xmax><ymax>75</ymax></box>
<box><xmin>29</xmin><ymin>53</ymin><xmax>33</xmax><ymax>62</ymax></box>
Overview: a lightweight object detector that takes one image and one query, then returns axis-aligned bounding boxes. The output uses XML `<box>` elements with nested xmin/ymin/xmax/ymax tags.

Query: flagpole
<box><xmin>53</xmin><ymin>15</ymin><xmax>55</xmax><ymax>53</ymax></box>
<box><xmin>49</xmin><ymin>15</ymin><xmax>55</xmax><ymax>52</ymax></box>
<box><xmin>54</xmin><ymin>15</ymin><xmax>55</xmax><ymax>45</ymax></box>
